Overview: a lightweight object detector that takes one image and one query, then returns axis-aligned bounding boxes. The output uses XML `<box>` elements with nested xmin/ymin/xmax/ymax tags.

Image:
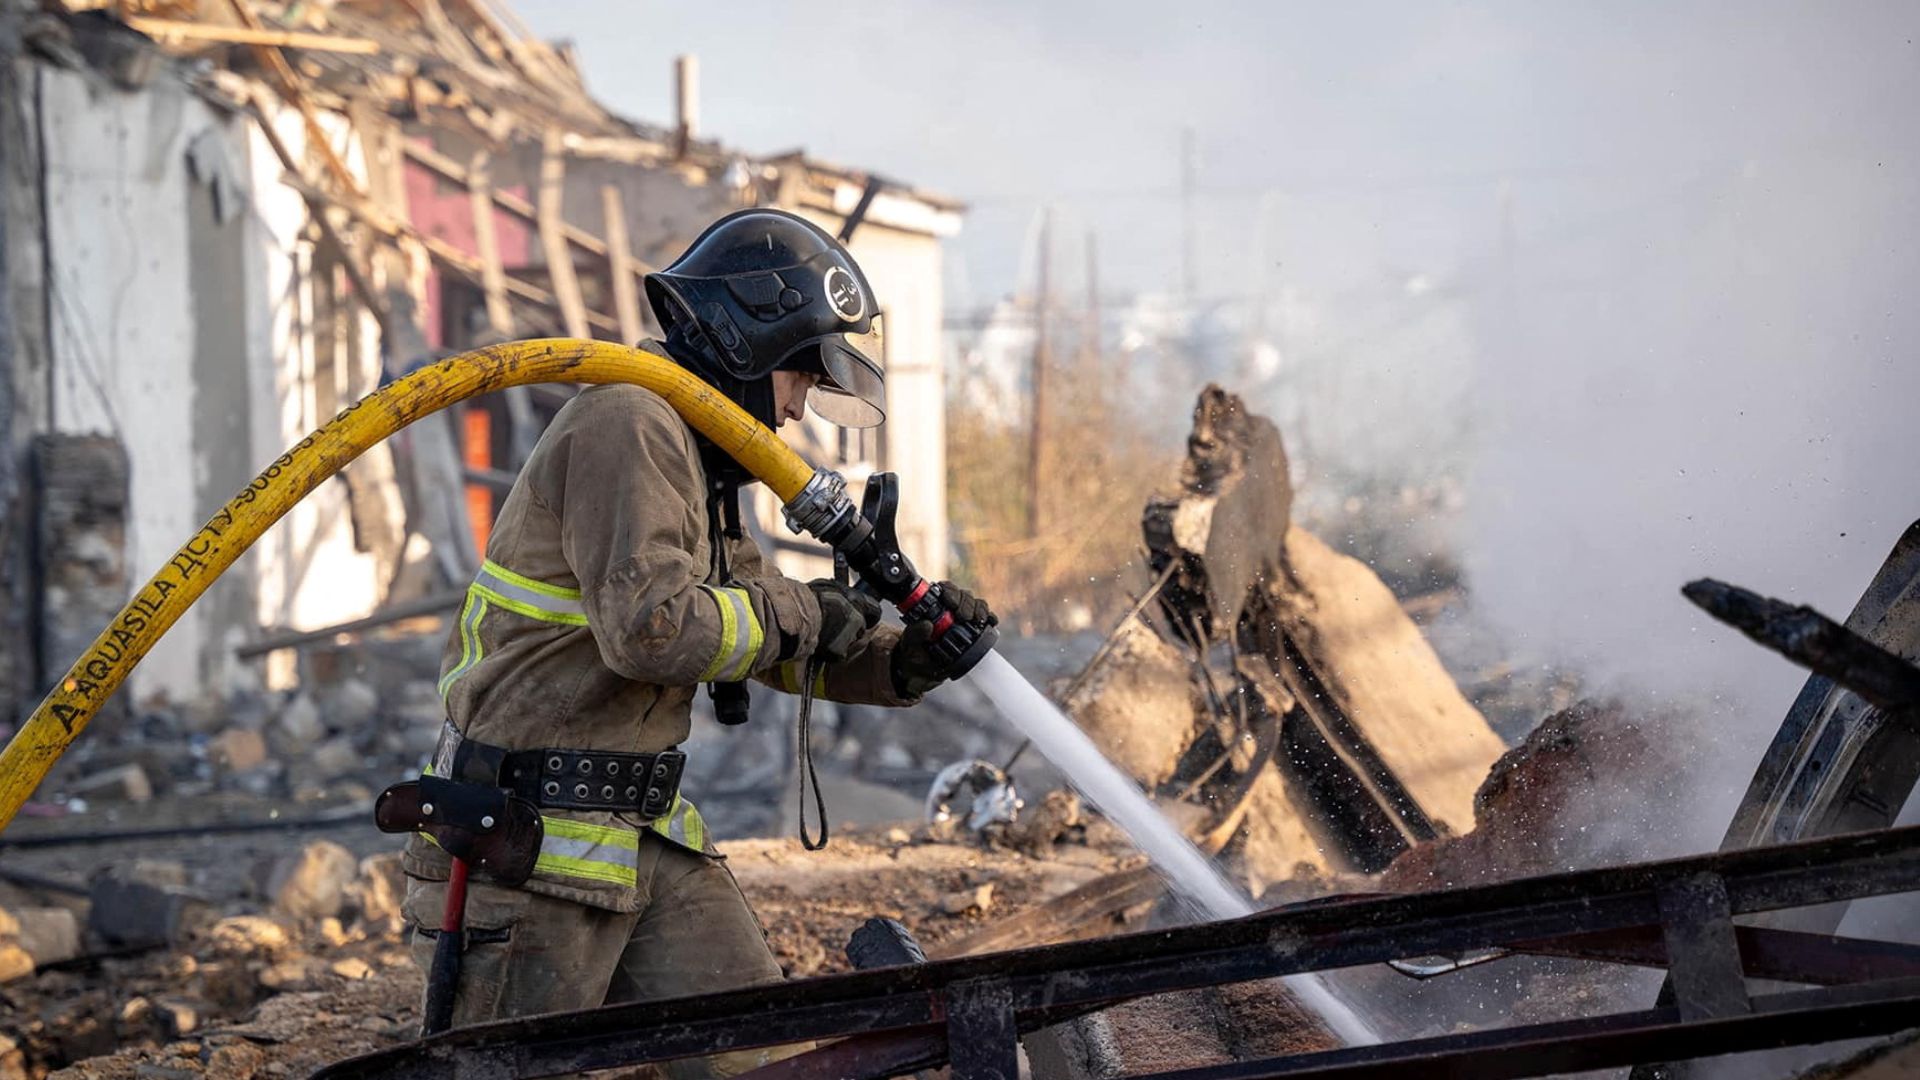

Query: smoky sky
<box><xmin>528</xmin><ymin>2</ymin><xmax>1920</xmax><ymax>828</ymax></box>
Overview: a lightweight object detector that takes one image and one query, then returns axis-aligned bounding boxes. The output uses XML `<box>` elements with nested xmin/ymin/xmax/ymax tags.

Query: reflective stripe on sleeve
<box><xmin>695</xmin><ymin>586</ymin><xmax>763</xmax><ymax>683</ymax></box>
<box><xmin>471</xmin><ymin>559</ymin><xmax>588</xmax><ymax>625</ymax></box>
<box><xmin>436</xmin><ymin>593</ymin><xmax>490</xmax><ymax>699</ymax></box>
<box><xmin>775</xmin><ymin>660</ymin><xmax>827</xmax><ymax>696</ymax></box>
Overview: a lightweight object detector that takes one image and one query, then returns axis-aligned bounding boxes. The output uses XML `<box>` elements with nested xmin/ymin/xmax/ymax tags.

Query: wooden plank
<box><xmin>126</xmin><ymin>17</ymin><xmax>381</xmax><ymax>54</ymax></box>
<box><xmin>600</xmin><ymin>184</ymin><xmax>644</xmax><ymax>343</ymax></box>
<box><xmin>467</xmin><ymin>151</ymin><xmax>514</xmax><ymax>334</ymax></box>
<box><xmin>223</xmin><ymin>0</ymin><xmax>364</xmax><ymax>197</ymax></box>
<box><xmin>246</xmin><ymin>97</ymin><xmax>390</xmax><ymax>335</ymax></box>
<box><xmin>537</xmin><ymin>129</ymin><xmax>590</xmax><ymax>339</ymax></box>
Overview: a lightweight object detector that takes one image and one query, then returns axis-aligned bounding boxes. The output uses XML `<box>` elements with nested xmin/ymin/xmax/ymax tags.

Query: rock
<box><xmin>0</xmin><ymin>907</ymin><xmax>17</xmax><ymax>939</ymax></box>
<box><xmin>205</xmin><ymin>1040</ymin><xmax>267</xmax><ymax>1080</ymax></box>
<box><xmin>268</xmin><ymin>840</ymin><xmax>359</xmax><ymax>921</ymax></box>
<box><xmin>323</xmin><ymin>678</ymin><xmax>380</xmax><ymax>729</ymax></box>
<box><xmin>274</xmin><ymin>693</ymin><xmax>325</xmax><ymax>747</ymax></box>
<box><xmin>65</xmin><ymin>762</ymin><xmax>153</xmax><ymax>802</ymax></box>
<box><xmin>883</xmin><ymin>827</ymin><xmax>912</xmax><ymax>846</ymax></box>
<box><xmin>123</xmin><ymin>858</ymin><xmax>189</xmax><ymax>889</ymax></box>
<box><xmin>329</xmin><ymin>956</ymin><xmax>373</xmax><ymax>980</ymax></box>
<box><xmin>309</xmin><ymin>735</ymin><xmax>361</xmax><ymax>779</ymax></box>
<box><xmin>939</xmin><ymin>883</ymin><xmax>995</xmax><ymax>916</ymax></box>
<box><xmin>0</xmin><ymin>944</ymin><xmax>34</xmax><ymax>982</ymax></box>
<box><xmin>347</xmin><ymin>852</ymin><xmax>404</xmax><ymax>925</ymax></box>
<box><xmin>209</xmin><ymin>727</ymin><xmax>268</xmax><ymax>772</ymax></box>
<box><xmin>316</xmin><ymin>916</ymin><xmax>352</xmax><ymax>948</ymax></box>
<box><xmin>12</xmin><ymin>907</ymin><xmax>82</xmax><ymax>964</ymax></box>
<box><xmin>154</xmin><ymin>998</ymin><xmax>200</xmax><ymax>1037</ymax></box>
<box><xmin>89</xmin><ymin>873</ymin><xmax>213</xmax><ymax>948</ymax></box>
<box><xmin>205</xmin><ymin>915</ymin><xmax>291</xmax><ymax>958</ymax></box>
<box><xmin>1</xmin><ymin>1034</ymin><xmax>27</xmax><ymax>1080</ymax></box>
<box><xmin>257</xmin><ymin>956</ymin><xmax>326</xmax><ymax>993</ymax></box>
<box><xmin>194</xmin><ymin>960</ymin><xmax>259</xmax><ymax>1012</ymax></box>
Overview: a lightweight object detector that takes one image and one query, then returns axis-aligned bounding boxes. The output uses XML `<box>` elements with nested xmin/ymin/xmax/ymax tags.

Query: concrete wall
<box><xmin>0</xmin><ymin>50</ymin><xmax>53</xmax><ymax>718</ymax></box>
<box><xmin>34</xmin><ymin>65</ymin><xmax>390</xmax><ymax>703</ymax></box>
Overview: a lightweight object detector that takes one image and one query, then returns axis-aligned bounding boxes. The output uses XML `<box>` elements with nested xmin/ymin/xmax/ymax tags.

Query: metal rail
<box><xmin>312</xmin><ymin>824</ymin><xmax>1920</xmax><ymax>1080</ymax></box>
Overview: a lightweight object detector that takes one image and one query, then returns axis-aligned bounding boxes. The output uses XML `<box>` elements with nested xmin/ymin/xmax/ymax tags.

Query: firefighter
<box><xmin>399</xmin><ymin>208</ymin><xmax>995</xmax><ymax>1075</ymax></box>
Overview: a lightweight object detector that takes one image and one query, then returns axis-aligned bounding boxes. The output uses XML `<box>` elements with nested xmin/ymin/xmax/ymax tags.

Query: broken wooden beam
<box><xmin>126</xmin><ymin>17</ymin><xmax>381</xmax><ymax>54</ymax></box>
<box><xmin>1684</xmin><ymin>578</ymin><xmax>1920</xmax><ymax>712</ymax></box>
<box><xmin>234</xmin><ymin>590</ymin><xmax>466</xmax><ymax>658</ymax></box>
<box><xmin>538</xmin><ymin>129</ymin><xmax>591</xmax><ymax>339</ymax></box>
<box><xmin>601</xmin><ymin>184</ymin><xmax>644</xmax><ymax>343</ymax></box>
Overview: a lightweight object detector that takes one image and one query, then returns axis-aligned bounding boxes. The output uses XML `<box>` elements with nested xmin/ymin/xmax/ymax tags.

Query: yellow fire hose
<box><xmin>0</xmin><ymin>339</ymin><xmax>816</xmax><ymax>833</ymax></box>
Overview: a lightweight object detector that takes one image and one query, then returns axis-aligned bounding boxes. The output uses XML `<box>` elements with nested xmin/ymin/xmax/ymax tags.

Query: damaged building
<box><xmin>0</xmin><ymin>0</ymin><xmax>958</xmax><ymax>720</ymax></box>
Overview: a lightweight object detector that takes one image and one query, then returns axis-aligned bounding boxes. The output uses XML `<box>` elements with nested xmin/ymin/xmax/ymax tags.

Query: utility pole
<box><xmin>1082</xmin><ymin>228</ymin><xmax>1100</xmax><ymax>367</ymax></box>
<box><xmin>1028</xmin><ymin>208</ymin><xmax>1052</xmax><ymax>541</ymax></box>
<box><xmin>1180</xmin><ymin>126</ymin><xmax>1197</xmax><ymax>300</ymax></box>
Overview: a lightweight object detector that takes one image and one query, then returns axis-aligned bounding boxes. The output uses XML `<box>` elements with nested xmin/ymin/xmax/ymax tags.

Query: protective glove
<box><xmin>890</xmin><ymin>583</ymin><xmax>999</xmax><ymax>699</ymax></box>
<box><xmin>808</xmin><ymin>580</ymin><xmax>882</xmax><ymax>664</ymax></box>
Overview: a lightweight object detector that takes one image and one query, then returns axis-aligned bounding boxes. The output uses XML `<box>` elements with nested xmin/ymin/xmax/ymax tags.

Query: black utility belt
<box><xmin>430</xmin><ymin>721</ymin><xmax>686</xmax><ymax>819</ymax></box>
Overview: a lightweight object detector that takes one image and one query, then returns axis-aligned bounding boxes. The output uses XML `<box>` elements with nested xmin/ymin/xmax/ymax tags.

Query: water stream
<box><xmin>970</xmin><ymin>649</ymin><xmax>1382</xmax><ymax>1047</ymax></box>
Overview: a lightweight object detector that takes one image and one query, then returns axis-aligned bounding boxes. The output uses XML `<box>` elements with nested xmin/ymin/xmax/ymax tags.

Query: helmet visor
<box><xmin>811</xmin><ymin>315</ymin><xmax>886</xmax><ymax>428</ymax></box>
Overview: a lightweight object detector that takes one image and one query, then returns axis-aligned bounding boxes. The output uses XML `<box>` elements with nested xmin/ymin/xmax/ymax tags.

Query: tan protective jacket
<box><xmin>404</xmin><ymin>381</ymin><xmax>914</xmax><ymax>912</ymax></box>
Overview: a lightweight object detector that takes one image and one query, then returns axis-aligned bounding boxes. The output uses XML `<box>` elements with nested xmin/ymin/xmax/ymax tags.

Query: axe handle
<box><xmin>421</xmin><ymin>857</ymin><xmax>471</xmax><ymax>1035</ymax></box>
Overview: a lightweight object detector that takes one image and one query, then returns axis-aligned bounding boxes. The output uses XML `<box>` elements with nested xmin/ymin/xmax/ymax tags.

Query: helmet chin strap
<box><xmin>661</xmin><ymin>323</ymin><xmax>780</xmax><ymax>487</ymax></box>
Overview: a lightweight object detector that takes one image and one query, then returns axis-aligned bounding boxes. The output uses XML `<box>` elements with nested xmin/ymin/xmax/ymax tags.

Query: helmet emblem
<box><xmin>824</xmin><ymin>266</ymin><xmax>865</xmax><ymax>322</ymax></box>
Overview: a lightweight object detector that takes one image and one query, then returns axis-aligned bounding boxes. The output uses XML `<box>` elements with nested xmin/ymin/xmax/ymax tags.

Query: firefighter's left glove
<box><xmin>890</xmin><ymin>583</ymin><xmax>998</xmax><ymax>699</ymax></box>
<box><xmin>808</xmin><ymin>580</ymin><xmax>883</xmax><ymax>664</ymax></box>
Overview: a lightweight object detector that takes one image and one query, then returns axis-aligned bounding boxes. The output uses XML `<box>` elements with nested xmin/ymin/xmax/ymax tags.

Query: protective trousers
<box><xmin>403</xmin><ymin>833</ymin><xmax>805</xmax><ymax>1079</ymax></box>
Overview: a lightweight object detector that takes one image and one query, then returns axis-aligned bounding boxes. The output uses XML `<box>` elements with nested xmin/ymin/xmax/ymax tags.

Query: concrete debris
<box><xmin>320</xmin><ymin>679</ymin><xmax>380</xmax><ymax>731</ymax></box>
<box><xmin>10</xmin><ymin>907</ymin><xmax>82</xmax><ymax>965</ymax></box>
<box><xmin>939</xmin><ymin>883</ymin><xmax>996</xmax><ymax>916</ymax></box>
<box><xmin>328</xmin><ymin>957</ymin><xmax>374</xmax><ymax>980</ymax></box>
<box><xmin>266</xmin><ymin>841</ymin><xmax>360</xmax><ymax>922</ymax></box>
<box><xmin>208</xmin><ymin>728</ymin><xmax>267</xmax><ymax>773</ymax></box>
<box><xmin>0</xmin><ymin>944</ymin><xmax>33</xmax><ymax>983</ymax></box>
<box><xmin>272</xmin><ymin>693</ymin><xmax>326</xmax><ymax>749</ymax></box>
<box><xmin>64</xmin><ymin>763</ymin><xmax>153</xmax><ymax>803</ymax></box>
<box><xmin>204</xmin><ymin>916</ymin><xmax>292</xmax><ymax>959</ymax></box>
<box><xmin>1059</xmin><ymin>620</ymin><xmax>1199</xmax><ymax>790</ymax></box>
<box><xmin>88</xmin><ymin>873</ymin><xmax>213</xmax><ymax>950</ymax></box>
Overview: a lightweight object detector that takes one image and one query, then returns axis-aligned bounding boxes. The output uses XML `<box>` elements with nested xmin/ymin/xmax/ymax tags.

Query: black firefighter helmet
<box><xmin>645</xmin><ymin>208</ymin><xmax>887</xmax><ymax>433</ymax></box>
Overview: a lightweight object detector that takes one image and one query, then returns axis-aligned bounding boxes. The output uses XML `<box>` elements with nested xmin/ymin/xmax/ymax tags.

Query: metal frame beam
<box><xmin>311</xmin><ymin>825</ymin><xmax>1920</xmax><ymax>1080</ymax></box>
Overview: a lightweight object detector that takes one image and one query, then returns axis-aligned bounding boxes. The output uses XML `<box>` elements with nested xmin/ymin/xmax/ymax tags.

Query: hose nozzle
<box><xmin>783</xmin><ymin>470</ymin><xmax>998</xmax><ymax>678</ymax></box>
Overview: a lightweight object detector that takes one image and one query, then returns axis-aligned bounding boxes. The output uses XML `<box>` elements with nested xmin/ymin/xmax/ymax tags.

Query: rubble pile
<box><xmin>0</xmin><ymin>828</ymin><xmax>1137</xmax><ymax>1080</ymax></box>
<box><xmin>0</xmin><ymin>843</ymin><xmax>415</xmax><ymax>1080</ymax></box>
<box><xmin>30</xmin><ymin>640</ymin><xmax>449</xmax><ymax>815</ymax></box>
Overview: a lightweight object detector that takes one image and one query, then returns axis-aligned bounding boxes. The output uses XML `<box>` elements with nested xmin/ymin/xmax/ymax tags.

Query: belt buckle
<box><xmin>640</xmin><ymin>751</ymin><xmax>685</xmax><ymax>819</ymax></box>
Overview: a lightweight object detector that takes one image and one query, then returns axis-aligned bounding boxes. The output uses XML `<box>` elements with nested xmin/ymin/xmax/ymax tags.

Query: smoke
<box><xmin>1460</xmin><ymin>148</ymin><xmax>1920</xmax><ymax>841</ymax></box>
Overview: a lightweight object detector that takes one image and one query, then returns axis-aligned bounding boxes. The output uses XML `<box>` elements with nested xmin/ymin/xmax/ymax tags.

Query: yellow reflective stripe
<box><xmin>542</xmin><ymin>816</ymin><xmax>640</xmax><ymax>848</ymax></box>
<box><xmin>535</xmin><ymin>815</ymin><xmax>640</xmax><ymax>887</ymax></box>
<box><xmin>776</xmin><ymin>660</ymin><xmax>826</xmax><ymax>696</ymax></box>
<box><xmin>437</xmin><ymin>593</ymin><xmax>489</xmax><ymax>699</ymax></box>
<box><xmin>727</xmin><ymin>589</ymin><xmax>764</xmax><ymax>682</ymax></box>
<box><xmin>648</xmin><ymin>795</ymin><xmax>708</xmax><ymax>851</ymax></box>
<box><xmin>481</xmin><ymin>558</ymin><xmax>582</xmax><ymax>601</ymax></box>
<box><xmin>470</xmin><ymin>560</ymin><xmax>588</xmax><ymax>625</ymax></box>
<box><xmin>471</xmin><ymin>582</ymin><xmax>590</xmax><ymax>626</ymax></box>
<box><xmin>695</xmin><ymin>586</ymin><xmax>741</xmax><ymax>682</ymax></box>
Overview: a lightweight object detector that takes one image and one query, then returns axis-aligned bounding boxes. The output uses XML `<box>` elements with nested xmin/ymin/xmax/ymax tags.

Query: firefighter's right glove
<box><xmin>890</xmin><ymin>583</ymin><xmax>998</xmax><ymax>699</ymax></box>
<box><xmin>808</xmin><ymin>580</ymin><xmax>883</xmax><ymax>664</ymax></box>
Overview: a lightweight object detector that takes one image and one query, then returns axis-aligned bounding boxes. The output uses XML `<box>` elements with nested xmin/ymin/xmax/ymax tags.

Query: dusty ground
<box><xmin>0</xmin><ymin>817</ymin><xmax>1132</xmax><ymax>1080</ymax></box>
